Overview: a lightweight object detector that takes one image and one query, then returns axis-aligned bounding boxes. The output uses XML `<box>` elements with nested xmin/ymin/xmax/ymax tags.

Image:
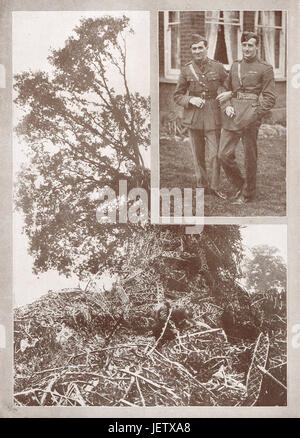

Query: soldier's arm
<box><xmin>173</xmin><ymin>70</ymin><xmax>192</xmax><ymax>108</ymax></box>
<box><xmin>257</xmin><ymin>66</ymin><xmax>277</xmax><ymax>116</ymax></box>
<box><xmin>221</xmin><ymin>64</ymin><xmax>233</xmax><ymax>93</ymax></box>
<box><xmin>217</xmin><ymin>63</ymin><xmax>229</xmax><ymax>94</ymax></box>
<box><xmin>217</xmin><ymin>65</ymin><xmax>233</xmax><ymax>111</ymax></box>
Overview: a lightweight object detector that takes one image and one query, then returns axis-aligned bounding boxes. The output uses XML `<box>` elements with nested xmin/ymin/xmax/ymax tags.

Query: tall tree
<box><xmin>243</xmin><ymin>245</ymin><xmax>287</xmax><ymax>293</ymax></box>
<box><xmin>14</xmin><ymin>16</ymin><xmax>150</xmax><ymax>278</ymax></box>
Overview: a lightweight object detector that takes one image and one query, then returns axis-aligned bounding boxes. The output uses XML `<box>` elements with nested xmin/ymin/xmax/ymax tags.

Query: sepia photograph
<box><xmin>14</xmin><ymin>223</ymin><xmax>287</xmax><ymax>406</ymax></box>
<box><xmin>0</xmin><ymin>0</ymin><xmax>298</xmax><ymax>420</ymax></box>
<box><xmin>13</xmin><ymin>10</ymin><xmax>150</xmax><ymax>305</ymax></box>
<box><xmin>159</xmin><ymin>11</ymin><xmax>286</xmax><ymax>217</ymax></box>
<box><xmin>11</xmin><ymin>13</ymin><xmax>287</xmax><ymax>405</ymax></box>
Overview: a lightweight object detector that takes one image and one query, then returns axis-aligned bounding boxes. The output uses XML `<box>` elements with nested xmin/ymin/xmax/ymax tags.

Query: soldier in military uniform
<box><xmin>217</xmin><ymin>32</ymin><xmax>276</xmax><ymax>204</ymax></box>
<box><xmin>174</xmin><ymin>34</ymin><xmax>228</xmax><ymax>199</ymax></box>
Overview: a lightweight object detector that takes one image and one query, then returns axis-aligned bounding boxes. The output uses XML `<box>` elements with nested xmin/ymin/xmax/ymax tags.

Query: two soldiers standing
<box><xmin>174</xmin><ymin>32</ymin><xmax>276</xmax><ymax>204</ymax></box>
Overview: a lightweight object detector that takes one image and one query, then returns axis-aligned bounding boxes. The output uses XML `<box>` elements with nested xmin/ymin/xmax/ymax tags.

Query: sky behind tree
<box><xmin>13</xmin><ymin>11</ymin><xmax>150</xmax><ymax>93</ymax></box>
<box><xmin>241</xmin><ymin>225</ymin><xmax>287</xmax><ymax>262</ymax></box>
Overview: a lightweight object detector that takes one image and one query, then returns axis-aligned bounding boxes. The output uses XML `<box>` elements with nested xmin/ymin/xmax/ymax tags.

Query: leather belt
<box><xmin>233</xmin><ymin>91</ymin><xmax>258</xmax><ymax>100</ymax></box>
<box><xmin>190</xmin><ymin>91</ymin><xmax>217</xmax><ymax>99</ymax></box>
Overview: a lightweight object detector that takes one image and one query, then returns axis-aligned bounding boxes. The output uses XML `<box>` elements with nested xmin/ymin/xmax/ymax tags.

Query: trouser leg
<box><xmin>205</xmin><ymin>129</ymin><xmax>220</xmax><ymax>191</ymax></box>
<box><xmin>189</xmin><ymin>128</ymin><xmax>207</xmax><ymax>187</ymax></box>
<box><xmin>242</xmin><ymin>122</ymin><xmax>260</xmax><ymax>200</ymax></box>
<box><xmin>218</xmin><ymin>128</ymin><xmax>244</xmax><ymax>189</ymax></box>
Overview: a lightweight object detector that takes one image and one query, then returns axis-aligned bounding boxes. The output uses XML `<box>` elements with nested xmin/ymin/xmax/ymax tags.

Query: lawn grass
<box><xmin>159</xmin><ymin>129</ymin><xmax>286</xmax><ymax>217</ymax></box>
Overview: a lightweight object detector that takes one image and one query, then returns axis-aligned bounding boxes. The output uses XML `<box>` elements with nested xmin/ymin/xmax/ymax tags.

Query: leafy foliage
<box><xmin>243</xmin><ymin>245</ymin><xmax>287</xmax><ymax>293</ymax></box>
<box><xmin>14</xmin><ymin>15</ymin><xmax>150</xmax><ymax>277</ymax></box>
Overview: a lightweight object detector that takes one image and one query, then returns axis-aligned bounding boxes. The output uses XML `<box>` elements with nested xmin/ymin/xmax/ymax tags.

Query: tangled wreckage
<box><xmin>14</xmin><ymin>229</ymin><xmax>286</xmax><ymax>407</ymax></box>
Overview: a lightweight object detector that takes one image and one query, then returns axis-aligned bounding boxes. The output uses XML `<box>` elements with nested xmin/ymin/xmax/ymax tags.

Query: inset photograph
<box><xmin>14</xmin><ymin>224</ymin><xmax>287</xmax><ymax>406</ymax></box>
<box><xmin>159</xmin><ymin>11</ymin><xmax>286</xmax><ymax>216</ymax></box>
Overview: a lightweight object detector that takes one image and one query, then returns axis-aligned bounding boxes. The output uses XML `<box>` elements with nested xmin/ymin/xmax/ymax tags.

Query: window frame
<box><xmin>162</xmin><ymin>11</ymin><xmax>286</xmax><ymax>81</ymax></box>
<box><xmin>164</xmin><ymin>11</ymin><xmax>181</xmax><ymax>80</ymax></box>
<box><xmin>205</xmin><ymin>11</ymin><xmax>243</xmax><ymax>70</ymax></box>
<box><xmin>254</xmin><ymin>11</ymin><xmax>287</xmax><ymax>79</ymax></box>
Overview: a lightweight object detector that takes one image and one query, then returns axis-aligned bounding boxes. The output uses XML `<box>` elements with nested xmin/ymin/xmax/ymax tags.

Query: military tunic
<box><xmin>218</xmin><ymin>56</ymin><xmax>276</xmax><ymax>200</ymax></box>
<box><xmin>173</xmin><ymin>58</ymin><xmax>227</xmax><ymax>190</ymax></box>
<box><xmin>174</xmin><ymin>58</ymin><xmax>228</xmax><ymax>130</ymax></box>
<box><xmin>221</xmin><ymin>57</ymin><xmax>277</xmax><ymax>130</ymax></box>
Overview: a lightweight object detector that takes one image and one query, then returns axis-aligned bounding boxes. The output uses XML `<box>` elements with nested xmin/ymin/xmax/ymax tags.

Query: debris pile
<box><xmin>14</xmin><ymin>283</ymin><xmax>286</xmax><ymax>406</ymax></box>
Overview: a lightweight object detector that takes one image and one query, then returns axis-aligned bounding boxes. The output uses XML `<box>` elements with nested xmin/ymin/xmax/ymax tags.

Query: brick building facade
<box><xmin>159</xmin><ymin>11</ymin><xmax>286</xmax><ymax>124</ymax></box>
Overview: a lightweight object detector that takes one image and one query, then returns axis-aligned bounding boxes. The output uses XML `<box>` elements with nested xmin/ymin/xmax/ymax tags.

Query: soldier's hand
<box><xmin>189</xmin><ymin>97</ymin><xmax>205</xmax><ymax>108</ymax></box>
<box><xmin>225</xmin><ymin>106</ymin><xmax>235</xmax><ymax>118</ymax></box>
<box><xmin>216</xmin><ymin>91</ymin><xmax>232</xmax><ymax>104</ymax></box>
